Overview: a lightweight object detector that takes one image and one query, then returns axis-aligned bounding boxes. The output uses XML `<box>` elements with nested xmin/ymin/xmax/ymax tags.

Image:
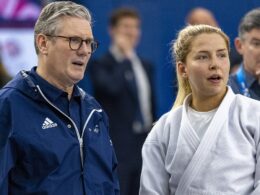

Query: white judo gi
<box><xmin>140</xmin><ymin>87</ymin><xmax>260</xmax><ymax>195</ymax></box>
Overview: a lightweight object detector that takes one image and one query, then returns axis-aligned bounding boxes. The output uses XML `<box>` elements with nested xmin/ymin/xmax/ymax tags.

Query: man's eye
<box><xmin>252</xmin><ymin>42</ymin><xmax>260</xmax><ymax>47</ymax></box>
<box><xmin>85</xmin><ymin>39</ymin><xmax>93</xmax><ymax>45</ymax></box>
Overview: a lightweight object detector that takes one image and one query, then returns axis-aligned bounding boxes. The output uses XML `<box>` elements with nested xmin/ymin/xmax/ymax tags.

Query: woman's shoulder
<box><xmin>145</xmin><ymin>106</ymin><xmax>183</xmax><ymax>146</ymax></box>
<box><xmin>233</xmin><ymin>94</ymin><xmax>260</xmax><ymax>110</ymax></box>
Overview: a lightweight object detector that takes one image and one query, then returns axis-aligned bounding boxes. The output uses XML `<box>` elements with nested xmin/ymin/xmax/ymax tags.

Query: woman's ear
<box><xmin>36</xmin><ymin>34</ymin><xmax>49</xmax><ymax>55</ymax></box>
<box><xmin>177</xmin><ymin>61</ymin><xmax>188</xmax><ymax>78</ymax></box>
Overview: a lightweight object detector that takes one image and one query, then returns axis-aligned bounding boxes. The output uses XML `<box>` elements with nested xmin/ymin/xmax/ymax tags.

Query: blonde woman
<box><xmin>139</xmin><ymin>25</ymin><xmax>260</xmax><ymax>195</ymax></box>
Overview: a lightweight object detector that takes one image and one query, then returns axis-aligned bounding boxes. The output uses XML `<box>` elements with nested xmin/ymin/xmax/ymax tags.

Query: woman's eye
<box><xmin>218</xmin><ymin>53</ymin><xmax>227</xmax><ymax>58</ymax></box>
<box><xmin>196</xmin><ymin>55</ymin><xmax>207</xmax><ymax>60</ymax></box>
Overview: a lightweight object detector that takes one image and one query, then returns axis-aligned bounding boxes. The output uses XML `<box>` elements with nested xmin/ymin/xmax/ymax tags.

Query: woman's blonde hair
<box><xmin>172</xmin><ymin>24</ymin><xmax>230</xmax><ymax>108</ymax></box>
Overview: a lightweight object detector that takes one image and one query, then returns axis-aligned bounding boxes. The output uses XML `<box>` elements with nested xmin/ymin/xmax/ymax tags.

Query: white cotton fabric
<box><xmin>187</xmin><ymin>106</ymin><xmax>217</xmax><ymax>140</ymax></box>
<box><xmin>140</xmin><ymin>87</ymin><xmax>260</xmax><ymax>195</ymax></box>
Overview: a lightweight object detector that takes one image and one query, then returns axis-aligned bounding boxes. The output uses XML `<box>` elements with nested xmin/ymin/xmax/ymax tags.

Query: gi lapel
<box><xmin>180</xmin><ymin>95</ymin><xmax>200</xmax><ymax>152</ymax></box>
<box><xmin>175</xmin><ymin>88</ymin><xmax>235</xmax><ymax>194</ymax></box>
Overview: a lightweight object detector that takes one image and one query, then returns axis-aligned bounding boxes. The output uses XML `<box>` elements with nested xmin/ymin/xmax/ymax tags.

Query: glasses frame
<box><xmin>45</xmin><ymin>34</ymin><xmax>99</xmax><ymax>53</ymax></box>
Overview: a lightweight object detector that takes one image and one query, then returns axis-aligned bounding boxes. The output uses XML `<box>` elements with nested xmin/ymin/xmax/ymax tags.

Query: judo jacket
<box><xmin>0</xmin><ymin>70</ymin><xmax>119</xmax><ymax>195</ymax></box>
<box><xmin>140</xmin><ymin>87</ymin><xmax>260</xmax><ymax>195</ymax></box>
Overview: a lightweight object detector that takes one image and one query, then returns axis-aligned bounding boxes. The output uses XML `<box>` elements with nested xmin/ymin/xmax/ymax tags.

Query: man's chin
<box><xmin>70</xmin><ymin>75</ymin><xmax>84</xmax><ymax>85</ymax></box>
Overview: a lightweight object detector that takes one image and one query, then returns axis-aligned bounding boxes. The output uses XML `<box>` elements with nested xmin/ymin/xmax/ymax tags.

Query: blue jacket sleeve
<box><xmin>0</xmin><ymin>101</ymin><xmax>15</xmax><ymax>194</ymax></box>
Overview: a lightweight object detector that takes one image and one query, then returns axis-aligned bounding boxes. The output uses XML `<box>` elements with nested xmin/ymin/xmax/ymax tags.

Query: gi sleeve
<box><xmin>139</xmin><ymin>124</ymin><xmax>170</xmax><ymax>195</ymax></box>
<box><xmin>252</xmin><ymin>123</ymin><xmax>260</xmax><ymax>195</ymax></box>
<box><xmin>0</xmin><ymin>101</ymin><xmax>15</xmax><ymax>195</ymax></box>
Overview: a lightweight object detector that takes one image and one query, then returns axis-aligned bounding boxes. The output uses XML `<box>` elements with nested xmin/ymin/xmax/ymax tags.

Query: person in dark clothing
<box><xmin>0</xmin><ymin>1</ymin><xmax>119</xmax><ymax>194</ymax></box>
<box><xmin>229</xmin><ymin>8</ymin><xmax>260</xmax><ymax>100</ymax></box>
<box><xmin>86</xmin><ymin>7</ymin><xmax>156</xmax><ymax>195</ymax></box>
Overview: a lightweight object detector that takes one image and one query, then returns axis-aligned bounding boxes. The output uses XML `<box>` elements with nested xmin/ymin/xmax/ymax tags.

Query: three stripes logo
<box><xmin>42</xmin><ymin>117</ymin><xmax>58</xmax><ymax>129</ymax></box>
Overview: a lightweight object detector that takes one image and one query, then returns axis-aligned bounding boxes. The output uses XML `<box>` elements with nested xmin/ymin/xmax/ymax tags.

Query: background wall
<box><xmin>1</xmin><ymin>0</ymin><xmax>259</xmax><ymax>117</ymax></box>
<box><xmin>76</xmin><ymin>0</ymin><xmax>260</xmax><ymax>117</ymax></box>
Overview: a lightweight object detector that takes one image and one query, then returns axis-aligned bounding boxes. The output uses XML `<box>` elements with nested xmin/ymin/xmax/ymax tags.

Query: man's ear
<box><xmin>177</xmin><ymin>61</ymin><xmax>188</xmax><ymax>78</ymax></box>
<box><xmin>234</xmin><ymin>37</ymin><xmax>243</xmax><ymax>55</ymax></box>
<box><xmin>36</xmin><ymin>34</ymin><xmax>49</xmax><ymax>55</ymax></box>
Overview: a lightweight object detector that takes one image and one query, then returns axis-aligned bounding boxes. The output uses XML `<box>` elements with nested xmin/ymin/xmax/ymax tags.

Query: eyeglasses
<box><xmin>45</xmin><ymin>35</ymin><xmax>99</xmax><ymax>53</ymax></box>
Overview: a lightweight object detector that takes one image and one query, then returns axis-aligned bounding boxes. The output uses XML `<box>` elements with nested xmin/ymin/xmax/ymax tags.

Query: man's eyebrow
<box><xmin>251</xmin><ymin>38</ymin><xmax>260</xmax><ymax>42</ymax></box>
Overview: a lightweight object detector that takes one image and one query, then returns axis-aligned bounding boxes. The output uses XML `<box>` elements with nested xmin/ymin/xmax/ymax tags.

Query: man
<box><xmin>0</xmin><ymin>1</ymin><xmax>119</xmax><ymax>194</ymax></box>
<box><xmin>86</xmin><ymin>7</ymin><xmax>156</xmax><ymax>195</ymax></box>
<box><xmin>229</xmin><ymin>8</ymin><xmax>260</xmax><ymax>100</ymax></box>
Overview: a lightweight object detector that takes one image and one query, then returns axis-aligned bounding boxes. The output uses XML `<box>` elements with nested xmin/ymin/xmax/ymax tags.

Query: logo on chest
<box><xmin>88</xmin><ymin>124</ymin><xmax>100</xmax><ymax>134</ymax></box>
<box><xmin>42</xmin><ymin>117</ymin><xmax>58</xmax><ymax>129</ymax></box>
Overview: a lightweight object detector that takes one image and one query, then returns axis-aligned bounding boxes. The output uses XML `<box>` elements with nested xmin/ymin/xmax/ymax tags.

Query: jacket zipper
<box><xmin>36</xmin><ymin>85</ymin><xmax>102</xmax><ymax>168</ymax></box>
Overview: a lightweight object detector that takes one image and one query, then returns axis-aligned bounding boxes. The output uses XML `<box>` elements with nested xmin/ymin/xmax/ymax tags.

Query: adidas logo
<box><xmin>42</xmin><ymin>117</ymin><xmax>58</xmax><ymax>129</ymax></box>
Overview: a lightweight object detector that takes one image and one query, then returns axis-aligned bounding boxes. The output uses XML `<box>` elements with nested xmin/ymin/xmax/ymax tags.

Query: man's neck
<box><xmin>36</xmin><ymin>65</ymin><xmax>74</xmax><ymax>100</ymax></box>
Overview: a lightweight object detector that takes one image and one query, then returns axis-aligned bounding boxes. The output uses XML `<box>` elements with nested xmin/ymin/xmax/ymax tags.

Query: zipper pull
<box><xmin>79</xmin><ymin>138</ymin><xmax>84</xmax><ymax>167</ymax></box>
<box><xmin>79</xmin><ymin>138</ymin><xmax>83</xmax><ymax>147</ymax></box>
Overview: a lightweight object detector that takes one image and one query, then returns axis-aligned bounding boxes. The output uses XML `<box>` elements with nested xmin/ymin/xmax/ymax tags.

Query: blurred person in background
<box><xmin>86</xmin><ymin>7</ymin><xmax>156</xmax><ymax>195</ymax></box>
<box><xmin>186</xmin><ymin>7</ymin><xmax>218</xmax><ymax>27</ymax></box>
<box><xmin>229</xmin><ymin>8</ymin><xmax>260</xmax><ymax>100</ymax></box>
<box><xmin>0</xmin><ymin>1</ymin><xmax>119</xmax><ymax>194</ymax></box>
<box><xmin>0</xmin><ymin>54</ymin><xmax>11</xmax><ymax>88</ymax></box>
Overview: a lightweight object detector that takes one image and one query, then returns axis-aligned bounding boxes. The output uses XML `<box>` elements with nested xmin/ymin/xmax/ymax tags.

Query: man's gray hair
<box><xmin>34</xmin><ymin>1</ymin><xmax>92</xmax><ymax>54</ymax></box>
<box><xmin>239</xmin><ymin>8</ymin><xmax>260</xmax><ymax>40</ymax></box>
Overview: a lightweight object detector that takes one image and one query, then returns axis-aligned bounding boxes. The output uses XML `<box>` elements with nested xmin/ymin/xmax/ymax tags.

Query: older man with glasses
<box><xmin>0</xmin><ymin>1</ymin><xmax>119</xmax><ymax>194</ymax></box>
<box><xmin>229</xmin><ymin>8</ymin><xmax>260</xmax><ymax>100</ymax></box>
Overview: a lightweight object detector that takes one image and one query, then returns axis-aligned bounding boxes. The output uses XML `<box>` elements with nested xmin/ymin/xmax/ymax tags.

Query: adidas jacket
<box><xmin>0</xmin><ymin>70</ymin><xmax>119</xmax><ymax>195</ymax></box>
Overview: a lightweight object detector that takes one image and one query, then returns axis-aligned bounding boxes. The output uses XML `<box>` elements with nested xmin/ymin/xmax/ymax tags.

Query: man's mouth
<box><xmin>72</xmin><ymin>61</ymin><xmax>84</xmax><ymax>66</ymax></box>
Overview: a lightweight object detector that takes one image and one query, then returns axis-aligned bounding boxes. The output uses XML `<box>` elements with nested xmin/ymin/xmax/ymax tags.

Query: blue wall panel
<box><xmin>77</xmin><ymin>0</ymin><xmax>260</xmax><ymax>117</ymax></box>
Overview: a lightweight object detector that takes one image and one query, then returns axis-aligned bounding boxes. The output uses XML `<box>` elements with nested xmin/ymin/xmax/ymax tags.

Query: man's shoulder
<box><xmin>0</xmin><ymin>84</ymin><xmax>23</xmax><ymax>115</ymax></box>
<box><xmin>0</xmin><ymin>70</ymin><xmax>38</xmax><ymax>104</ymax></box>
<box><xmin>78</xmin><ymin>87</ymin><xmax>102</xmax><ymax>108</ymax></box>
<box><xmin>79</xmin><ymin>88</ymin><xmax>109</xmax><ymax>123</ymax></box>
<box><xmin>229</xmin><ymin>72</ymin><xmax>237</xmax><ymax>81</ymax></box>
<box><xmin>0</xmin><ymin>77</ymin><xmax>23</xmax><ymax>101</ymax></box>
<box><xmin>228</xmin><ymin>72</ymin><xmax>239</xmax><ymax>89</ymax></box>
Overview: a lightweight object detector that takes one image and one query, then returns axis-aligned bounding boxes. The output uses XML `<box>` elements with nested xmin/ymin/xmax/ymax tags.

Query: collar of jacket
<box><xmin>2</xmin><ymin>70</ymin><xmax>89</xmax><ymax>103</ymax></box>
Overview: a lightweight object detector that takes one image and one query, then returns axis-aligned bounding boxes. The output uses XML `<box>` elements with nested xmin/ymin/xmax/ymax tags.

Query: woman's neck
<box><xmin>190</xmin><ymin>88</ymin><xmax>227</xmax><ymax>112</ymax></box>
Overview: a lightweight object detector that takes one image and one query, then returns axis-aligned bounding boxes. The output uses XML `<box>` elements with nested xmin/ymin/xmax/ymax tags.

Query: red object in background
<box><xmin>0</xmin><ymin>0</ymin><xmax>41</xmax><ymax>21</ymax></box>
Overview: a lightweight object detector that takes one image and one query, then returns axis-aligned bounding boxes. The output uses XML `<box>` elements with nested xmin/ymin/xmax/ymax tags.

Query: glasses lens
<box><xmin>91</xmin><ymin>41</ymin><xmax>98</xmax><ymax>53</ymax></box>
<box><xmin>69</xmin><ymin>37</ymin><xmax>99</xmax><ymax>52</ymax></box>
<box><xmin>70</xmin><ymin>37</ymin><xmax>82</xmax><ymax>50</ymax></box>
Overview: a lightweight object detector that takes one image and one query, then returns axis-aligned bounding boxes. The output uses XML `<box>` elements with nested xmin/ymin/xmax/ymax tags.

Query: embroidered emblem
<box><xmin>42</xmin><ymin>117</ymin><xmax>58</xmax><ymax>129</ymax></box>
